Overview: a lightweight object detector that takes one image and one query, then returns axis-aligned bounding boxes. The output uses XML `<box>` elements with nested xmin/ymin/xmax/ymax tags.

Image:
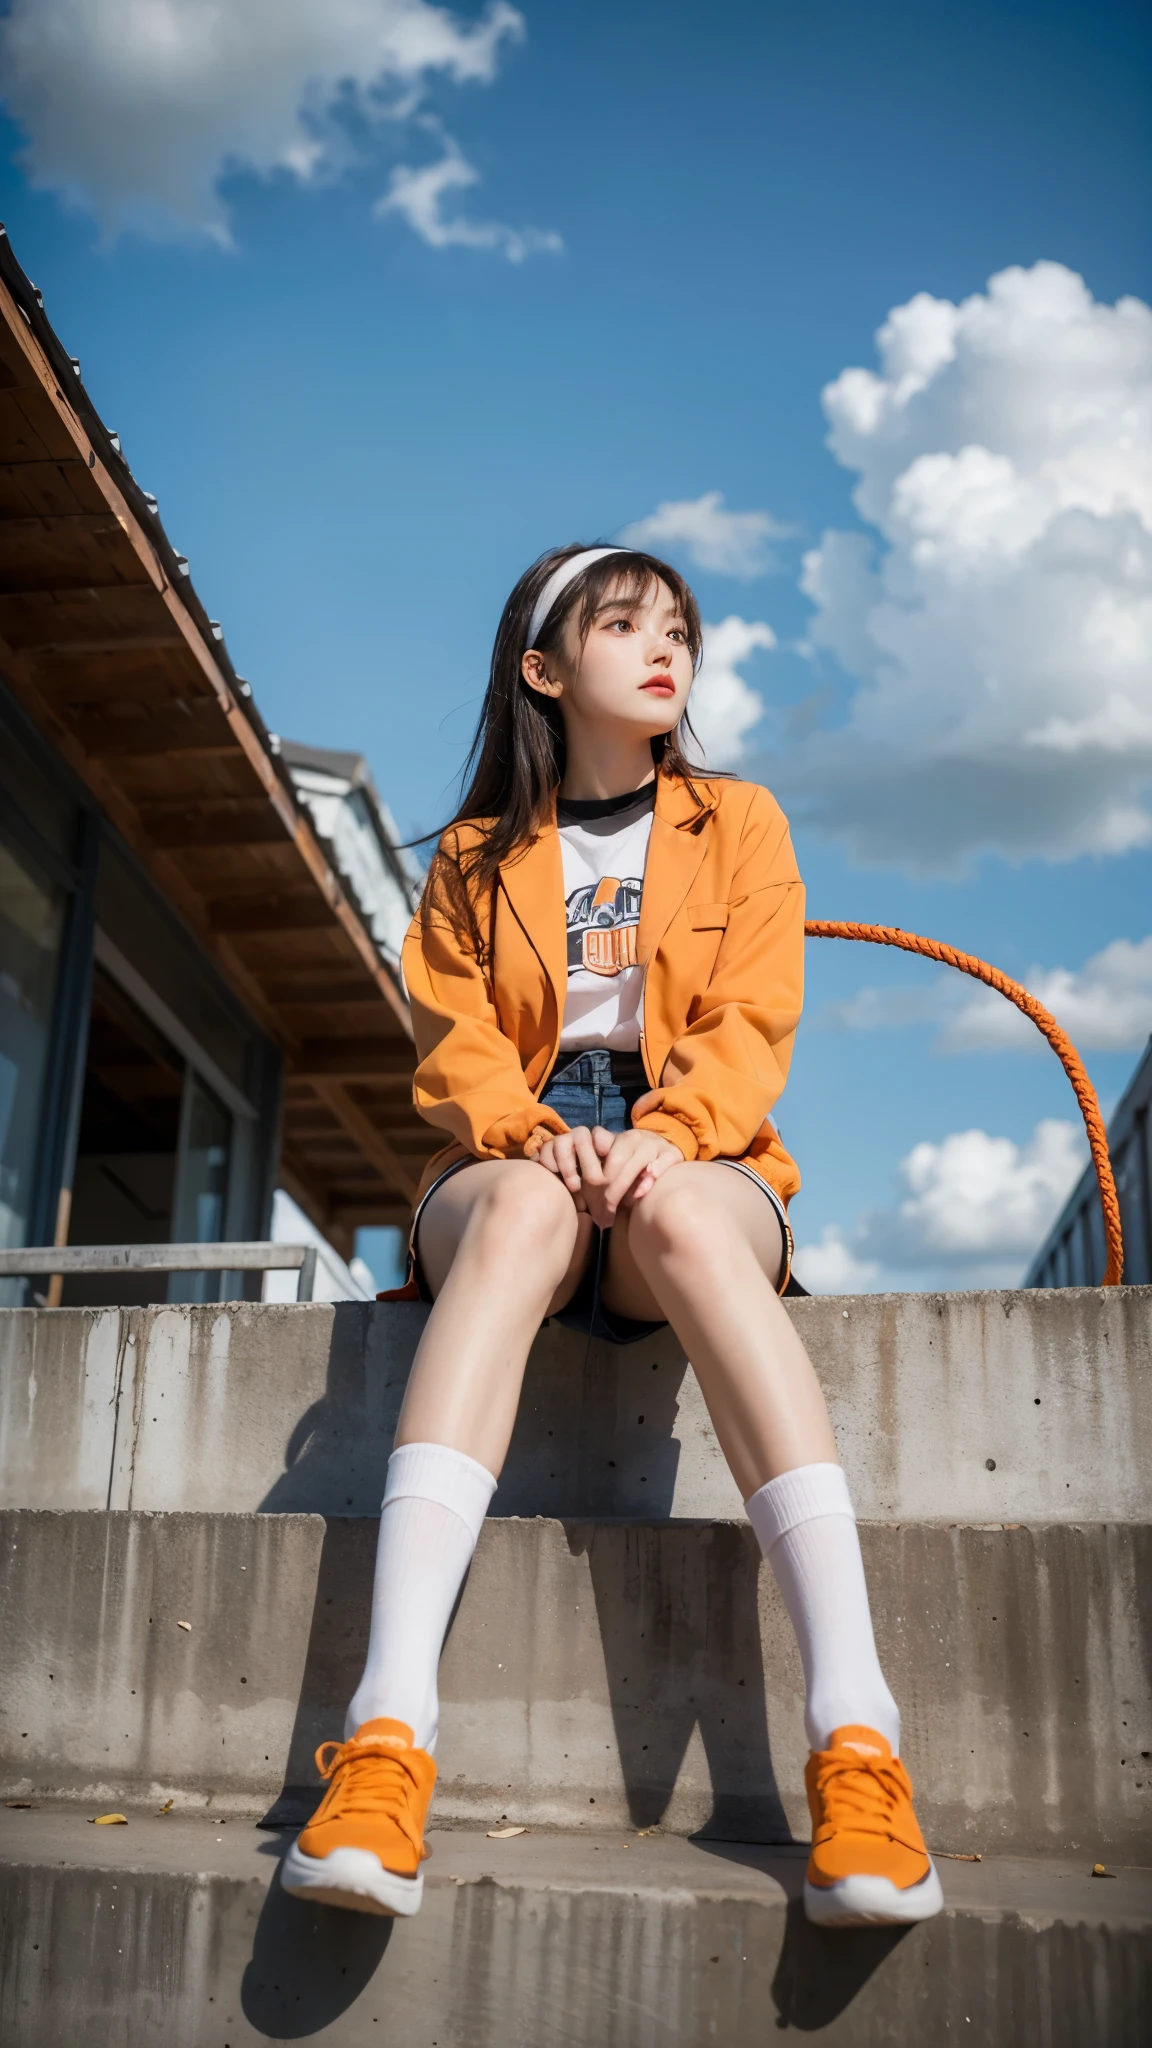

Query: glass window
<box><xmin>169</xmin><ymin>1071</ymin><xmax>232</xmax><ymax>1304</ymax></box>
<box><xmin>0</xmin><ymin>838</ymin><xmax>65</xmax><ymax>1301</ymax></box>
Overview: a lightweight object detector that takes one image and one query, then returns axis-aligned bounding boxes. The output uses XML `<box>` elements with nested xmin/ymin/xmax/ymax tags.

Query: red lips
<box><xmin>641</xmin><ymin>678</ymin><xmax>675</xmax><ymax>696</ymax></box>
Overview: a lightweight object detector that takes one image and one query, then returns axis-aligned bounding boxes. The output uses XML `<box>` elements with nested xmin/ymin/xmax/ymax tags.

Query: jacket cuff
<box><xmin>479</xmin><ymin>1106</ymin><xmax>569</xmax><ymax>1161</ymax></box>
<box><xmin>521</xmin><ymin>1125</ymin><xmax>553</xmax><ymax>1159</ymax></box>
<box><xmin>632</xmin><ymin>1112</ymin><xmax>700</xmax><ymax>1161</ymax></box>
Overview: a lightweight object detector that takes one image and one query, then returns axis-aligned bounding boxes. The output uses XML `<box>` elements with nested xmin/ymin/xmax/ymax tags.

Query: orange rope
<box><xmin>804</xmin><ymin>921</ymin><xmax>1123</xmax><ymax>1287</ymax></box>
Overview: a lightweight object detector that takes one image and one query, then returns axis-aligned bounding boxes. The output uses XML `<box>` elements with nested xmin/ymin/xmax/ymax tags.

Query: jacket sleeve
<box><xmin>632</xmin><ymin>788</ymin><xmax>805</xmax><ymax>1162</ymax></box>
<box><xmin>402</xmin><ymin>872</ymin><xmax>569</xmax><ymax>1162</ymax></box>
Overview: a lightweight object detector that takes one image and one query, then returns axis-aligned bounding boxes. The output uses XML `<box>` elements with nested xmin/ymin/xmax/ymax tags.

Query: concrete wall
<box><xmin>2</xmin><ymin>1289</ymin><xmax>1150</xmax><ymax>1521</ymax></box>
<box><xmin>3</xmin><ymin>1816</ymin><xmax>1149</xmax><ymax>2048</ymax></box>
<box><xmin>3</xmin><ymin>1509</ymin><xmax>1149</xmax><ymax>1856</ymax></box>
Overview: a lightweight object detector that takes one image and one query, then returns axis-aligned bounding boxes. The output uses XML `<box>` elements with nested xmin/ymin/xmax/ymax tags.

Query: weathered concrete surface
<box><xmin>2</xmin><ymin>1288</ymin><xmax>1150</xmax><ymax>1521</ymax></box>
<box><xmin>3</xmin><ymin>1510</ymin><xmax>1149</xmax><ymax>1856</ymax></box>
<box><xmin>1</xmin><ymin>1809</ymin><xmax>1148</xmax><ymax>2048</ymax></box>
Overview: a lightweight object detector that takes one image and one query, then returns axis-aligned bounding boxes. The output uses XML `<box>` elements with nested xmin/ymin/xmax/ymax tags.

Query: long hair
<box><xmin>423</xmin><ymin>543</ymin><xmax>708</xmax><ymax>960</ymax></box>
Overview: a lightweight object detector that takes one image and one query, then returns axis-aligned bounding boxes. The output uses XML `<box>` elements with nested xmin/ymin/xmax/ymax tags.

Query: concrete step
<box><xmin>3</xmin><ymin>1510</ymin><xmax>1149</xmax><ymax>1857</ymax></box>
<box><xmin>2</xmin><ymin>1289</ymin><xmax>1149</xmax><ymax>1521</ymax></box>
<box><xmin>0</xmin><ymin>1807</ymin><xmax>1148</xmax><ymax>2047</ymax></box>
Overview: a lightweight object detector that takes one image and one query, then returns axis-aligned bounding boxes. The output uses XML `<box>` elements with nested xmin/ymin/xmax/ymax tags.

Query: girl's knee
<box><xmin>627</xmin><ymin>1172</ymin><xmax>718</xmax><ymax>1264</ymax></box>
<box><xmin>471</xmin><ymin>1164</ymin><xmax>579</xmax><ymax>1262</ymax></box>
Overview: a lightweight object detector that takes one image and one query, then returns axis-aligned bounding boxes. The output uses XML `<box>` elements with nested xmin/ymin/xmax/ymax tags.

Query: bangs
<box><xmin>539</xmin><ymin>548</ymin><xmax>703</xmax><ymax>668</ymax></box>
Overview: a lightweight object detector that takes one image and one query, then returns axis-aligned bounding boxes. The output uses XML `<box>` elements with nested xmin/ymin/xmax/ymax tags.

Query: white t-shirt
<box><xmin>557</xmin><ymin>787</ymin><xmax>655</xmax><ymax>1050</ymax></box>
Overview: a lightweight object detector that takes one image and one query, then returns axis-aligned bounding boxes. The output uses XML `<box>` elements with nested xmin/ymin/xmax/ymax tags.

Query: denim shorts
<box><xmin>404</xmin><ymin>1047</ymin><xmax>794</xmax><ymax>1347</ymax></box>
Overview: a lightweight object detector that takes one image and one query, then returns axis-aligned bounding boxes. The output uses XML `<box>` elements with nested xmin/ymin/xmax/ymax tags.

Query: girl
<box><xmin>282</xmin><ymin>544</ymin><xmax>942</xmax><ymax>1929</ymax></box>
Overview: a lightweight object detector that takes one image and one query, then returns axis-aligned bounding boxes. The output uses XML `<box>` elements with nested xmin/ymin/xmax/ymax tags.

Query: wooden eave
<box><xmin>0</xmin><ymin>234</ymin><xmax>439</xmax><ymax>1246</ymax></box>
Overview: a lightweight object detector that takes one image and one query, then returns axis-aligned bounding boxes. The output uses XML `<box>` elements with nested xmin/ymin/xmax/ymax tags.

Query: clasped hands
<box><xmin>532</xmin><ymin>1124</ymin><xmax>683</xmax><ymax>1227</ymax></box>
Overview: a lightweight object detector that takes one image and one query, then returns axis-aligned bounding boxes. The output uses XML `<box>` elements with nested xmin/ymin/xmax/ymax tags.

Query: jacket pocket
<box><xmin>687</xmin><ymin>901</ymin><xmax>729</xmax><ymax>930</ymax></box>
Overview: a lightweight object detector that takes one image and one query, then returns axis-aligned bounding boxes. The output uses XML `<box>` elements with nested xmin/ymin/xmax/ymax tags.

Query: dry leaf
<box><xmin>936</xmin><ymin>1850</ymin><xmax>982</xmax><ymax>1862</ymax></box>
<box><xmin>157</xmin><ymin>1799</ymin><xmax>174</xmax><ymax>1815</ymax></box>
<box><xmin>6</xmin><ymin>1800</ymin><xmax>34</xmax><ymax>1810</ymax></box>
<box><xmin>90</xmin><ymin>1814</ymin><xmax>128</xmax><ymax>1826</ymax></box>
<box><xmin>486</xmin><ymin>1825</ymin><xmax>527</xmax><ymax>1839</ymax></box>
<box><xmin>176</xmin><ymin>1621</ymin><xmax>191</xmax><ymax>1632</ymax></box>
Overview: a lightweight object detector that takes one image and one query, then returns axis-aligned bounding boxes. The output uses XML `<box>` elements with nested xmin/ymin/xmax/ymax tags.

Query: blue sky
<box><xmin>2</xmin><ymin>0</ymin><xmax>1149</xmax><ymax>1288</ymax></box>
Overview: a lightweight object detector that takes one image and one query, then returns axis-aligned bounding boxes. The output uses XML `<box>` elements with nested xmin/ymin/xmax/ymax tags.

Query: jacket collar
<box><xmin>496</xmin><ymin>770</ymin><xmax>719</xmax><ymax>999</ymax></box>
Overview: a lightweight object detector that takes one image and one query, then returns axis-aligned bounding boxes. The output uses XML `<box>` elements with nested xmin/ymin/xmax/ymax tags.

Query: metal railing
<box><xmin>0</xmin><ymin>1242</ymin><xmax>318</xmax><ymax>1302</ymax></box>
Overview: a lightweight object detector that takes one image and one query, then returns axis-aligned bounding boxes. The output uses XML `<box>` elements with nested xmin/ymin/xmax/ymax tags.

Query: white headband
<box><xmin>526</xmin><ymin>546</ymin><xmax>636</xmax><ymax>649</ymax></box>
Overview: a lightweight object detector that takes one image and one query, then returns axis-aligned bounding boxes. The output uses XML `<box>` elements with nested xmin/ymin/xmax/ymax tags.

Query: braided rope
<box><xmin>804</xmin><ymin>921</ymin><xmax>1123</xmax><ymax>1287</ymax></box>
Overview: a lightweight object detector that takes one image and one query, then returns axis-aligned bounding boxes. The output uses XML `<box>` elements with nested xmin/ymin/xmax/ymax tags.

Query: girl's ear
<box><xmin>521</xmin><ymin>648</ymin><xmax>563</xmax><ymax>698</ymax></box>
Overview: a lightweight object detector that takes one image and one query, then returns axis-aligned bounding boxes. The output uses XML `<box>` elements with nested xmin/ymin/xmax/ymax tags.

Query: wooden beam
<box><xmin>0</xmin><ymin>513</ymin><xmax>126</xmax><ymax>537</ymax></box>
<box><xmin>266</xmin><ymin>980</ymin><xmax>386</xmax><ymax>1008</ymax></box>
<box><xmin>291</xmin><ymin>1040</ymin><xmax>416</xmax><ymax>1080</ymax></box>
<box><xmin>310</xmin><ymin>1081</ymin><xmax>421</xmax><ymax>1204</ymax></box>
<box><xmin>137</xmin><ymin>798</ymin><xmax>291</xmax><ymax>850</ymax></box>
<box><xmin>23</xmin><ymin>633</ymin><xmax>186</xmax><ymax>656</ymax></box>
<box><xmin>288</xmin><ymin>1071</ymin><xmax>414</xmax><ymax>1092</ymax></box>
<box><xmin>206</xmin><ymin>893</ymin><xmax>338</xmax><ymax>935</ymax></box>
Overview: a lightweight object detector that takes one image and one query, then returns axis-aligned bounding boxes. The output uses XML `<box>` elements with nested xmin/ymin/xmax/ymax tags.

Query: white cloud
<box><xmin>791</xmin><ymin>1227</ymin><xmax>880</xmax><ymax>1295</ymax></box>
<box><xmin>621</xmin><ymin>491</ymin><xmax>793</xmax><ymax>578</ymax></box>
<box><xmin>376</xmin><ymin>130</ymin><xmax>560</xmax><ymax>261</ymax></box>
<box><xmin>822</xmin><ymin>934</ymin><xmax>1152</xmax><ymax>1056</ymax></box>
<box><xmin>0</xmin><ymin>0</ymin><xmax>551</xmax><ymax>254</ymax></box>
<box><xmin>686</xmin><ymin>616</ymin><xmax>776</xmax><ymax>768</ymax></box>
<box><xmin>793</xmin><ymin>1118</ymin><xmax>1085</xmax><ymax>1294</ymax></box>
<box><xmin>780</xmin><ymin>263</ymin><xmax>1152</xmax><ymax>870</ymax></box>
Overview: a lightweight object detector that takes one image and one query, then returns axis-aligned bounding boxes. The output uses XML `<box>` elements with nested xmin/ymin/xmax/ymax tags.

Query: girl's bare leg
<box><xmin>398</xmin><ymin>1158</ymin><xmax>593</xmax><ymax>1474</ymax></box>
<box><xmin>342</xmin><ymin>1160</ymin><xmax>591</xmax><ymax>1751</ymax></box>
<box><xmin>602</xmin><ymin>1163</ymin><xmax>900</xmax><ymax>1758</ymax></box>
<box><xmin>601</xmin><ymin>1161</ymin><xmax>835</xmax><ymax>1498</ymax></box>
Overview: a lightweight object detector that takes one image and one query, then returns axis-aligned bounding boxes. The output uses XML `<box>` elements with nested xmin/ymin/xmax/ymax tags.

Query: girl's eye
<box><xmin>608</xmin><ymin>617</ymin><xmax>633</xmax><ymax>633</ymax></box>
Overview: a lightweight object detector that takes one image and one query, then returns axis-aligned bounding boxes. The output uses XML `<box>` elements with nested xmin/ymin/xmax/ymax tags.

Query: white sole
<box><xmin>280</xmin><ymin>1840</ymin><xmax>424</xmax><ymax>1917</ymax></box>
<box><xmin>803</xmin><ymin>1859</ymin><xmax>944</xmax><ymax>1927</ymax></box>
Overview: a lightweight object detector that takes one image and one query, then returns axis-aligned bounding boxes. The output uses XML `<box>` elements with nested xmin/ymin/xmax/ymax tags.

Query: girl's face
<box><xmin>522</xmin><ymin>574</ymin><xmax>695</xmax><ymax>742</ymax></box>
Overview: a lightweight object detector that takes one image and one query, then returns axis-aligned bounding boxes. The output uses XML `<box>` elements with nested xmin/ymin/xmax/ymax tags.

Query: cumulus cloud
<box><xmin>686</xmin><ymin>616</ymin><xmax>777</xmax><ymax>768</ymax></box>
<box><xmin>822</xmin><ymin>934</ymin><xmax>1152</xmax><ymax>1055</ymax></box>
<box><xmin>621</xmin><ymin>492</ymin><xmax>793</xmax><ymax>578</ymax></box>
<box><xmin>0</xmin><ymin>0</ymin><xmax>554</xmax><ymax>254</ymax></box>
<box><xmin>790</xmin><ymin>1228</ymin><xmax>880</xmax><ymax>1295</ymax></box>
<box><xmin>780</xmin><ymin>263</ymin><xmax>1152</xmax><ymax>870</ymax></box>
<box><xmin>792</xmin><ymin>1118</ymin><xmax>1085</xmax><ymax>1294</ymax></box>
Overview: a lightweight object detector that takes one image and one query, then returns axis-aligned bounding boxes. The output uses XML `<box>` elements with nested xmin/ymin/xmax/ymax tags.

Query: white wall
<box><xmin>263</xmin><ymin>1188</ymin><xmax>376</xmax><ymax>1303</ymax></box>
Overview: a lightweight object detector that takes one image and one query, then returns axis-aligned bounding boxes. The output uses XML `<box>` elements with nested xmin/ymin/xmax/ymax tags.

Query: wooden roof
<box><xmin>0</xmin><ymin>231</ymin><xmax>441</xmax><ymax>1253</ymax></box>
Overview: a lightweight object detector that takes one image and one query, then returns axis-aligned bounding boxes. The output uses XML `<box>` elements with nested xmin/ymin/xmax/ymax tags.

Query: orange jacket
<box><xmin>403</xmin><ymin>771</ymin><xmax>805</xmax><ymax>1205</ymax></box>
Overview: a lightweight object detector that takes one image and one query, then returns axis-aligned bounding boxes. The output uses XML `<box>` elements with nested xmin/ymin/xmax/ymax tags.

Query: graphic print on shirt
<box><xmin>566</xmin><ymin>874</ymin><xmax>643</xmax><ymax>977</ymax></box>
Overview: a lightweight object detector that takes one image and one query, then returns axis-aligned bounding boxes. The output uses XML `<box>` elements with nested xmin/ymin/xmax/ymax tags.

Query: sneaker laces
<box><xmin>812</xmin><ymin>1750</ymin><xmax>916</xmax><ymax>1843</ymax></box>
<box><xmin>313</xmin><ymin>1734</ymin><xmax>430</xmax><ymax>1861</ymax></box>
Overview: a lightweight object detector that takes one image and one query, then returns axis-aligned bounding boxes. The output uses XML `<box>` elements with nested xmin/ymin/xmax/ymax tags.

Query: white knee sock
<box><xmin>745</xmin><ymin>1462</ymin><xmax>900</xmax><ymax>1755</ymax></box>
<box><xmin>345</xmin><ymin>1442</ymin><xmax>497</xmax><ymax>1752</ymax></box>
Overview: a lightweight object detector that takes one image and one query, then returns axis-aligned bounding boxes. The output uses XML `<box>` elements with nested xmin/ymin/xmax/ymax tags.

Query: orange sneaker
<box><xmin>803</xmin><ymin>1725</ymin><xmax>944</xmax><ymax>1926</ymax></box>
<box><xmin>280</xmin><ymin>1718</ymin><xmax>436</xmax><ymax>1917</ymax></box>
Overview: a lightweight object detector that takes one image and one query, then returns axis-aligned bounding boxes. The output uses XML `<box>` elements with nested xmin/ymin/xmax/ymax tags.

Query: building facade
<box><xmin>1024</xmin><ymin>1037</ymin><xmax>1152</xmax><ymax>1289</ymax></box>
<box><xmin>0</xmin><ymin>231</ymin><xmax>440</xmax><ymax>1306</ymax></box>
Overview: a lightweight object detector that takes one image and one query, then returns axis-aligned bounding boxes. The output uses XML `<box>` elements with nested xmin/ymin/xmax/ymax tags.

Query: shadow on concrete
<box><xmin>259</xmin><ymin>1302</ymin><xmax>415</xmax><ymax>1516</ymax></box>
<box><xmin>770</xmin><ymin>1897</ymin><xmax>909</xmax><ymax>2030</ymax></box>
<box><xmin>572</xmin><ymin>1519</ymin><xmax>791</xmax><ymax>1842</ymax></box>
<box><xmin>240</xmin><ymin>1843</ymin><xmax>392</xmax><ymax>2038</ymax></box>
<box><xmin>258</xmin><ymin>1517</ymin><xmax>376</xmax><ymax>1829</ymax></box>
<box><xmin>693</xmin><ymin>1842</ymin><xmax>908</xmax><ymax>2028</ymax></box>
<box><xmin>257</xmin><ymin>1300</ymin><xmax>691</xmax><ymax>1520</ymax></box>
